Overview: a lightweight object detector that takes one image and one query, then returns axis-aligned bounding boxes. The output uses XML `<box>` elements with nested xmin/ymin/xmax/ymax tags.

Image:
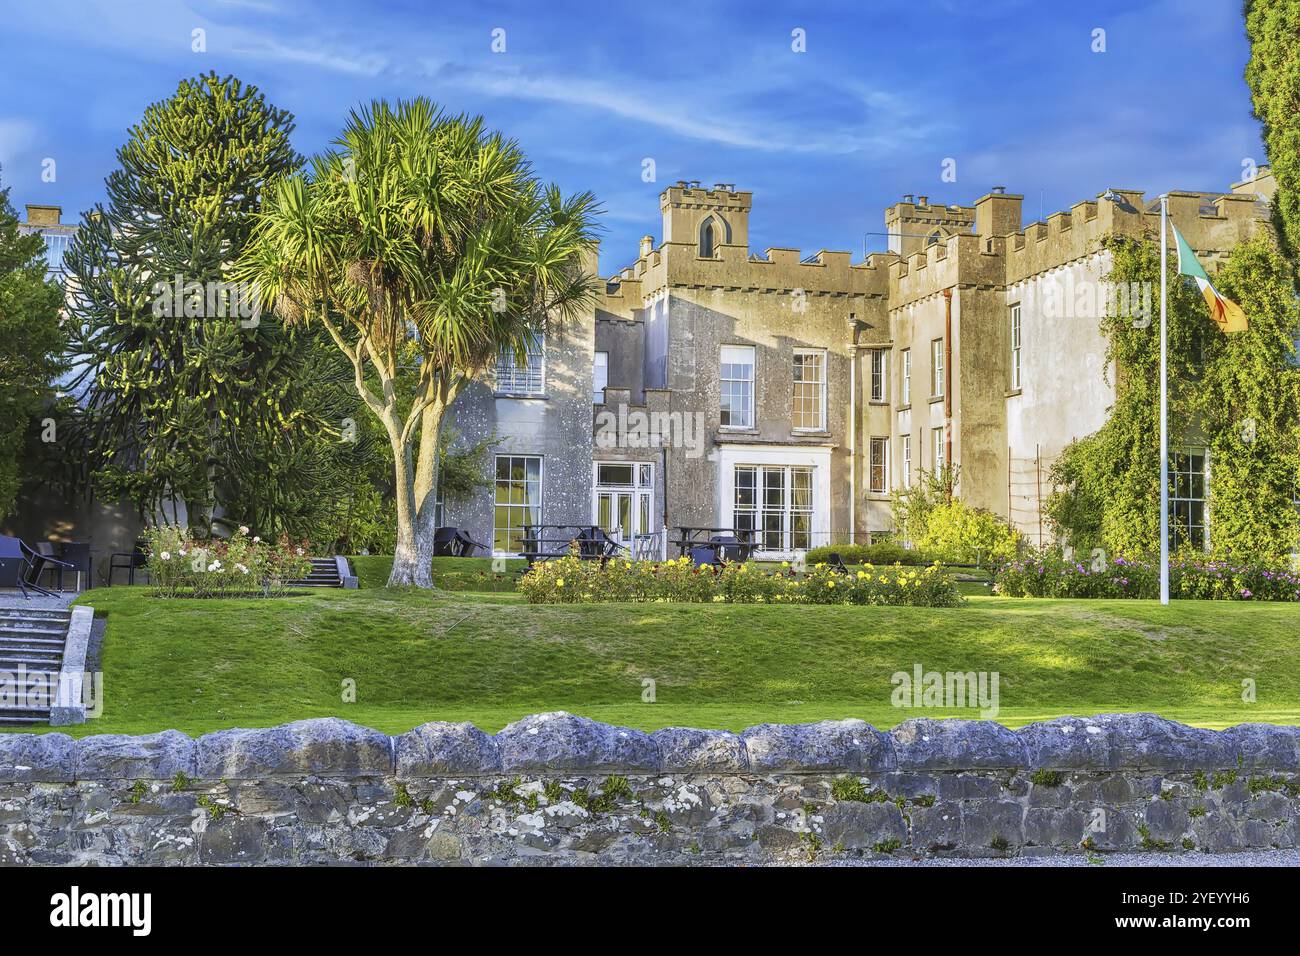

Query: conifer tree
<box><xmin>63</xmin><ymin>73</ymin><xmax>317</xmax><ymax>536</ymax></box>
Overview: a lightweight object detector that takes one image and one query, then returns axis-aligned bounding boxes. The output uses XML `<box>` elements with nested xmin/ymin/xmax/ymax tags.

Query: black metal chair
<box><xmin>433</xmin><ymin>527</ymin><xmax>461</xmax><ymax>557</ymax></box>
<box><xmin>109</xmin><ymin>541</ymin><xmax>149</xmax><ymax>585</ymax></box>
<box><xmin>823</xmin><ymin>551</ymin><xmax>850</xmax><ymax>574</ymax></box>
<box><xmin>59</xmin><ymin>541</ymin><xmax>93</xmax><ymax>591</ymax></box>
<box><xmin>0</xmin><ymin>535</ymin><xmax>72</xmax><ymax>599</ymax></box>
<box><xmin>689</xmin><ymin>543</ymin><xmax>721</xmax><ymax>568</ymax></box>
<box><xmin>453</xmin><ymin>529</ymin><xmax>488</xmax><ymax>557</ymax></box>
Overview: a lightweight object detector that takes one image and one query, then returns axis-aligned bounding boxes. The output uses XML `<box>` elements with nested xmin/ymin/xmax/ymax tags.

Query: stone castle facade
<box><xmin>446</xmin><ymin>171</ymin><xmax>1276</xmax><ymax>557</ymax></box>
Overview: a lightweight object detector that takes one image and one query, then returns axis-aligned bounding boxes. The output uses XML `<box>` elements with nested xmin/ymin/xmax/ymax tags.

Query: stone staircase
<box><xmin>0</xmin><ymin>606</ymin><xmax>72</xmax><ymax>725</ymax></box>
<box><xmin>290</xmin><ymin>557</ymin><xmax>357</xmax><ymax>589</ymax></box>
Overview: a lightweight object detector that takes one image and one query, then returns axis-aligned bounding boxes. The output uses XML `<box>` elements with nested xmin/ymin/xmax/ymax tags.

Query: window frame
<box><xmin>1169</xmin><ymin>449</ymin><xmax>1209</xmax><ymax>552</ymax></box>
<box><xmin>1009</xmin><ymin>303</ymin><xmax>1022</xmax><ymax>391</ymax></box>
<box><xmin>930</xmin><ymin>337</ymin><xmax>945</xmax><ymax>398</ymax></box>
<box><xmin>792</xmin><ymin>348</ymin><xmax>827</xmax><ymax>431</ymax></box>
<box><xmin>869</xmin><ymin>437</ymin><xmax>889</xmax><ymax>494</ymax></box>
<box><xmin>592</xmin><ymin>350</ymin><xmax>609</xmax><ymax>405</ymax></box>
<box><xmin>493</xmin><ymin>455</ymin><xmax>543</xmax><ymax>556</ymax></box>
<box><xmin>869</xmin><ymin>349</ymin><xmax>888</xmax><ymax>404</ymax></box>
<box><xmin>733</xmin><ymin>463</ymin><xmax>814</xmax><ymax>553</ymax></box>
<box><xmin>901</xmin><ymin>434</ymin><xmax>912</xmax><ymax>487</ymax></box>
<box><xmin>900</xmin><ymin>349</ymin><xmax>911</xmax><ymax>405</ymax></box>
<box><xmin>495</xmin><ymin>333</ymin><xmax>546</xmax><ymax>397</ymax></box>
<box><xmin>932</xmin><ymin>426</ymin><xmax>945</xmax><ymax>469</ymax></box>
<box><xmin>720</xmin><ymin>344</ymin><xmax>756</xmax><ymax>429</ymax></box>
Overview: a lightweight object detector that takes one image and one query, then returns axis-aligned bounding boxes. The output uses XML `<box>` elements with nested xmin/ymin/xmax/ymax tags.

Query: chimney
<box><xmin>25</xmin><ymin>204</ymin><xmax>62</xmax><ymax>227</ymax></box>
<box><xmin>974</xmin><ymin>188</ymin><xmax>1023</xmax><ymax>238</ymax></box>
<box><xmin>903</xmin><ymin>193</ymin><xmax>914</xmax><ymax>204</ymax></box>
<box><xmin>639</xmin><ymin>235</ymin><xmax>654</xmax><ymax>258</ymax></box>
<box><xmin>916</xmin><ymin>195</ymin><xmax>928</xmax><ymax>207</ymax></box>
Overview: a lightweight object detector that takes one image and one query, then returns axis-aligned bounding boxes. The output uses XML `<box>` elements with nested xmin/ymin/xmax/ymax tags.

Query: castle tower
<box><xmin>660</xmin><ymin>181</ymin><xmax>752</xmax><ymax>255</ymax></box>
<box><xmin>883</xmin><ymin>195</ymin><xmax>976</xmax><ymax>257</ymax></box>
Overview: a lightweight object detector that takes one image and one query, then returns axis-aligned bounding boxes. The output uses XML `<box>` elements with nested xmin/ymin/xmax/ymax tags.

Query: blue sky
<box><xmin>0</xmin><ymin>0</ymin><xmax>1262</xmax><ymax>274</ymax></box>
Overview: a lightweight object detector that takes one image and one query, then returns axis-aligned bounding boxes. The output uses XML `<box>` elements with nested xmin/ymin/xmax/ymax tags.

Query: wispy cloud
<box><xmin>232</xmin><ymin>38</ymin><xmax>388</xmax><ymax>76</ymax></box>
<box><xmin>423</xmin><ymin>61</ymin><xmax>937</xmax><ymax>156</ymax></box>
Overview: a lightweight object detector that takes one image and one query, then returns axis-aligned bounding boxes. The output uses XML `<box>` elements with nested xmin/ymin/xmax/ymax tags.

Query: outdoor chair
<box><xmin>823</xmin><ymin>551</ymin><xmax>850</xmax><ymax>574</ymax></box>
<box><xmin>688</xmin><ymin>544</ymin><xmax>721</xmax><ymax>568</ymax></box>
<box><xmin>58</xmin><ymin>541</ymin><xmax>93</xmax><ymax>591</ymax></box>
<box><xmin>433</xmin><ymin>527</ymin><xmax>461</xmax><ymax>557</ymax></box>
<box><xmin>0</xmin><ymin>535</ymin><xmax>72</xmax><ymax>600</ymax></box>
<box><xmin>109</xmin><ymin>541</ymin><xmax>149</xmax><ymax>585</ymax></box>
<box><xmin>453</xmin><ymin>529</ymin><xmax>488</xmax><ymax>557</ymax></box>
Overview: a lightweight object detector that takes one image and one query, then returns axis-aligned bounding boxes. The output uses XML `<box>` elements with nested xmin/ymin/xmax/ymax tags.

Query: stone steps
<box><xmin>0</xmin><ymin>609</ymin><xmax>71</xmax><ymax>726</ymax></box>
<box><xmin>290</xmin><ymin>557</ymin><xmax>343</xmax><ymax>588</ymax></box>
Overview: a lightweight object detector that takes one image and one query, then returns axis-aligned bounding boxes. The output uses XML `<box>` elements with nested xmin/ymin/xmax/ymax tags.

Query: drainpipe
<box><xmin>943</xmin><ymin>288</ymin><xmax>954</xmax><ymax>497</ymax></box>
<box><xmin>848</xmin><ymin>344</ymin><xmax>856</xmax><ymax>546</ymax></box>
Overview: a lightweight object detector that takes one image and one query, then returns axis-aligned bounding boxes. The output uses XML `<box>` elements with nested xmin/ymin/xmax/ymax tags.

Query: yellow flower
<box><xmin>782</xmin><ymin>561</ymin><xmax>790</xmax><ymax>568</ymax></box>
<box><xmin>857</xmin><ymin>571</ymin><xmax>867</xmax><ymax>580</ymax></box>
<box><xmin>557</xmin><ymin>578</ymin><xmax>566</xmax><ymax>587</ymax></box>
<box><xmin>827</xmin><ymin>580</ymin><xmax>835</xmax><ymax>589</ymax></box>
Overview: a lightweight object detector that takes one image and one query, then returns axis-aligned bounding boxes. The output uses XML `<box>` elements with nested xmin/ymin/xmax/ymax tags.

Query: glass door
<box><xmin>593</xmin><ymin>462</ymin><xmax>654</xmax><ymax>545</ymax></box>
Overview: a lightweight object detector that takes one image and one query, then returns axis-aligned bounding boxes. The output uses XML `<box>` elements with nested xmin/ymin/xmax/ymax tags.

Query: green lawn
<box><xmin>38</xmin><ymin>585</ymin><xmax>1300</xmax><ymax>738</ymax></box>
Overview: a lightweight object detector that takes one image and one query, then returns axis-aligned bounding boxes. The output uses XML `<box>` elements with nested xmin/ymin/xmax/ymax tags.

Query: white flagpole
<box><xmin>1159</xmin><ymin>194</ymin><xmax>1170</xmax><ymax>605</ymax></box>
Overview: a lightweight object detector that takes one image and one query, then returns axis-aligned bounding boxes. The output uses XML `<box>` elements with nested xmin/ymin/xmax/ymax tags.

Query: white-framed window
<box><xmin>720</xmin><ymin>344</ymin><xmax>755</xmax><ymax>428</ymax></box>
<box><xmin>734</xmin><ymin>464</ymin><xmax>813</xmax><ymax>552</ymax></box>
<box><xmin>869</xmin><ymin>349</ymin><xmax>887</xmax><ymax>403</ymax></box>
<box><xmin>593</xmin><ymin>461</ymin><xmax>654</xmax><ymax>544</ymax></box>
<box><xmin>792</xmin><ymin>349</ymin><xmax>826</xmax><ymax>430</ymax></box>
<box><xmin>901</xmin><ymin>434</ymin><xmax>912</xmax><ymax>487</ymax></box>
<box><xmin>1010</xmin><ymin>303</ymin><xmax>1022</xmax><ymax>391</ymax></box>
<box><xmin>930</xmin><ymin>338</ymin><xmax>944</xmax><ymax>397</ymax></box>
<box><xmin>593</xmin><ymin>351</ymin><xmax>608</xmax><ymax>404</ymax></box>
<box><xmin>494</xmin><ymin>455</ymin><xmax>542</xmax><ymax>554</ymax></box>
<box><xmin>932</xmin><ymin>426</ymin><xmax>945</xmax><ymax>469</ymax></box>
<box><xmin>901</xmin><ymin>349</ymin><xmax>911</xmax><ymax>405</ymax></box>
<box><xmin>1170</xmin><ymin>450</ymin><xmax>1208</xmax><ymax>551</ymax></box>
<box><xmin>495</xmin><ymin>334</ymin><xmax>545</xmax><ymax>396</ymax></box>
<box><xmin>869</xmin><ymin>437</ymin><xmax>889</xmax><ymax>494</ymax></box>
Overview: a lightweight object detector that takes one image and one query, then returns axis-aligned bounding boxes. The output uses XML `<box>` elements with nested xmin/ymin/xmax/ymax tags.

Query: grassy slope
<box><xmin>47</xmin><ymin>586</ymin><xmax>1300</xmax><ymax>737</ymax></box>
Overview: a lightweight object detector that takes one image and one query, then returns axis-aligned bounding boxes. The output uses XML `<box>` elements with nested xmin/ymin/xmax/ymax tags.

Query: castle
<box><xmin>7</xmin><ymin>169</ymin><xmax>1278</xmax><ymax>561</ymax></box>
<box><xmin>446</xmin><ymin>171</ymin><xmax>1276</xmax><ymax>556</ymax></box>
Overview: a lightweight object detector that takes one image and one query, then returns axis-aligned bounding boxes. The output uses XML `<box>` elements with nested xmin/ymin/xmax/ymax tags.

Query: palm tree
<box><xmin>236</xmin><ymin>99</ymin><xmax>600</xmax><ymax>586</ymax></box>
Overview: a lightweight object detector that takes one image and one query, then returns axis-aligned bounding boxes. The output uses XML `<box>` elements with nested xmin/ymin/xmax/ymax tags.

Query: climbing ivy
<box><xmin>1047</xmin><ymin>231</ymin><xmax>1300</xmax><ymax>559</ymax></box>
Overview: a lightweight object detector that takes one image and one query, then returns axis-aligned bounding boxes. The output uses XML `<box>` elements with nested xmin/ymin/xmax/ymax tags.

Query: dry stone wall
<box><xmin>1</xmin><ymin>712</ymin><xmax>1298</xmax><ymax>865</ymax></box>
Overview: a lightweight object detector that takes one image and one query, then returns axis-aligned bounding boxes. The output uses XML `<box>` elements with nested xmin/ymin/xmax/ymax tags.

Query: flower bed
<box><xmin>993</xmin><ymin>551</ymin><xmax>1300</xmax><ymax>601</ymax></box>
<box><xmin>144</xmin><ymin>525</ymin><xmax>314</xmax><ymax>598</ymax></box>
<box><xmin>518</xmin><ymin>554</ymin><xmax>964</xmax><ymax>607</ymax></box>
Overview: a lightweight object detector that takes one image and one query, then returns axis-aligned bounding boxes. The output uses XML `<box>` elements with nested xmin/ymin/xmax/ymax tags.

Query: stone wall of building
<box><xmin>2</xmin><ymin>712</ymin><xmax>1297</xmax><ymax>865</ymax></box>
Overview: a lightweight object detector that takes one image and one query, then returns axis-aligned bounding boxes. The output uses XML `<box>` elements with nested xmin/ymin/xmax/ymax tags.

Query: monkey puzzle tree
<box><xmin>63</xmin><ymin>72</ymin><xmax>314</xmax><ymax>537</ymax></box>
<box><xmin>237</xmin><ymin>99</ymin><xmax>599</xmax><ymax>586</ymax></box>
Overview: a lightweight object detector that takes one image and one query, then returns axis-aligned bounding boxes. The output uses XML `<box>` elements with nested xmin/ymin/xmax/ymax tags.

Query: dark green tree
<box><xmin>0</xmin><ymin>176</ymin><xmax>66</xmax><ymax>519</ymax></box>
<box><xmin>63</xmin><ymin>73</ymin><xmax>322</xmax><ymax>537</ymax></box>
<box><xmin>1245</xmin><ymin>0</ymin><xmax>1300</xmax><ymax>265</ymax></box>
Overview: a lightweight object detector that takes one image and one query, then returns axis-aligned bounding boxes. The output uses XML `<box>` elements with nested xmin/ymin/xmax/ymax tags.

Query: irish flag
<box><xmin>1171</xmin><ymin>224</ymin><xmax>1248</xmax><ymax>333</ymax></box>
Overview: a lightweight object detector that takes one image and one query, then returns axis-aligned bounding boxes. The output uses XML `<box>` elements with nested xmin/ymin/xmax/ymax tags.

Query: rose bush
<box><xmin>144</xmin><ymin>525</ymin><xmax>314</xmax><ymax>598</ymax></box>
<box><xmin>518</xmin><ymin>552</ymin><xmax>964</xmax><ymax>607</ymax></box>
<box><xmin>993</xmin><ymin>549</ymin><xmax>1300</xmax><ymax>601</ymax></box>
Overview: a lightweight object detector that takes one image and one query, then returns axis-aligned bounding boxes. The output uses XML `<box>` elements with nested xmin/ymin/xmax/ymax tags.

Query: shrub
<box><xmin>517</xmin><ymin>551</ymin><xmax>964</xmax><ymax>607</ymax></box>
<box><xmin>144</xmin><ymin>525</ymin><xmax>313</xmax><ymax>598</ymax></box>
<box><xmin>891</xmin><ymin>466</ymin><xmax>1022</xmax><ymax>565</ymax></box>
<box><xmin>804</xmin><ymin>542</ymin><xmax>936</xmax><ymax>566</ymax></box>
<box><xmin>993</xmin><ymin>548</ymin><xmax>1300</xmax><ymax>601</ymax></box>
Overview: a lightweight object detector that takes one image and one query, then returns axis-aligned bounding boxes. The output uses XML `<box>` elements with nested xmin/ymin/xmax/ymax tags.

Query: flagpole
<box><xmin>1159</xmin><ymin>194</ymin><xmax>1170</xmax><ymax>605</ymax></box>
